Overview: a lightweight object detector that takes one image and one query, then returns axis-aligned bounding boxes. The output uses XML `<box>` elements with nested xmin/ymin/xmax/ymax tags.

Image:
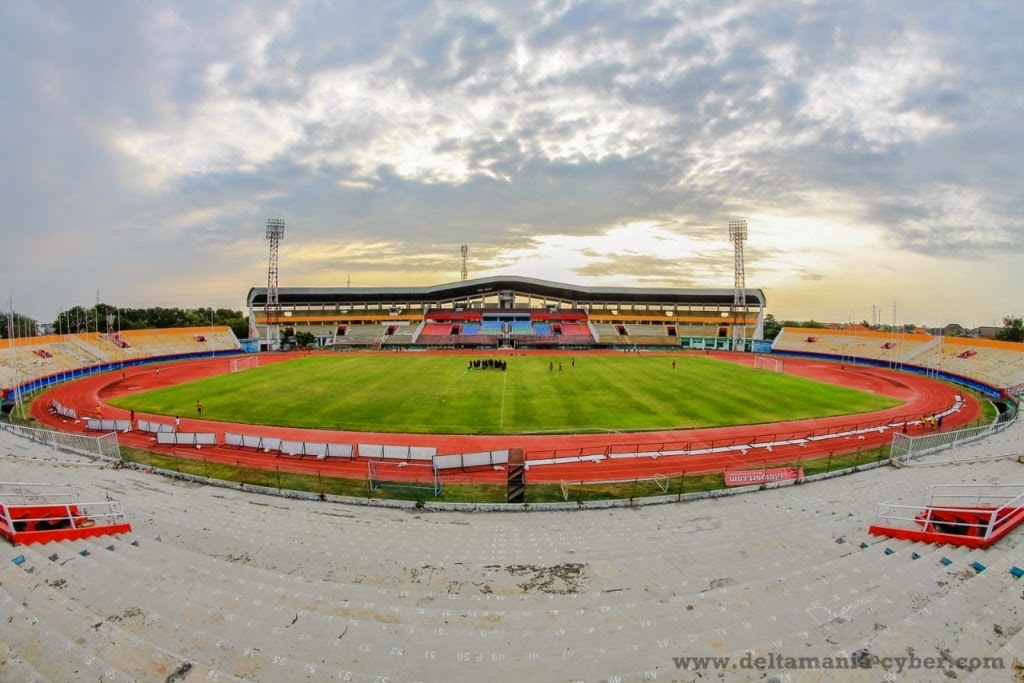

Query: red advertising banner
<box><xmin>724</xmin><ymin>467</ymin><xmax>804</xmax><ymax>486</ymax></box>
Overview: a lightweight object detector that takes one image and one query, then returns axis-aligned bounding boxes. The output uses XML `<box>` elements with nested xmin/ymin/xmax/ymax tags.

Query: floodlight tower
<box><xmin>265</xmin><ymin>218</ymin><xmax>286</xmax><ymax>350</ymax></box>
<box><xmin>729</xmin><ymin>219</ymin><xmax>748</xmax><ymax>351</ymax></box>
<box><xmin>5</xmin><ymin>300</ymin><xmax>25</xmax><ymax>419</ymax></box>
<box><xmin>460</xmin><ymin>244</ymin><xmax>469</xmax><ymax>281</ymax></box>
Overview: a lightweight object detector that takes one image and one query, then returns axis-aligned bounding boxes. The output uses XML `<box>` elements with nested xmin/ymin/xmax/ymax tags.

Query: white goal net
<box><xmin>367</xmin><ymin>460</ymin><xmax>442</xmax><ymax>496</ymax></box>
<box><xmin>753</xmin><ymin>355</ymin><xmax>783</xmax><ymax>373</ymax></box>
<box><xmin>230</xmin><ymin>356</ymin><xmax>259</xmax><ymax>373</ymax></box>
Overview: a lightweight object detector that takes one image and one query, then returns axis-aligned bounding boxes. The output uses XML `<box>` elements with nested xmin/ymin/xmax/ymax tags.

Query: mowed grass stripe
<box><xmin>111</xmin><ymin>354</ymin><xmax>901</xmax><ymax>435</ymax></box>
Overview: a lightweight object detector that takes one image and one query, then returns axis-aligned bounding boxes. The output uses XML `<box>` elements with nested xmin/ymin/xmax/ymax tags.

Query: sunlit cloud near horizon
<box><xmin>1</xmin><ymin>1</ymin><xmax>1022</xmax><ymax>329</ymax></box>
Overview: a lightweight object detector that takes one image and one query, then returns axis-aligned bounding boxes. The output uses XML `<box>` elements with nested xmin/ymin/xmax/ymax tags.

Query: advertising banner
<box><xmin>725</xmin><ymin>467</ymin><xmax>803</xmax><ymax>486</ymax></box>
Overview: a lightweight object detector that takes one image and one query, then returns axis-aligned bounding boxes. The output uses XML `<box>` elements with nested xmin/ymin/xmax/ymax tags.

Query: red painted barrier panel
<box><xmin>1</xmin><ymin>503</ymin><xmax>133</xmax><ymax>546</ymax></box>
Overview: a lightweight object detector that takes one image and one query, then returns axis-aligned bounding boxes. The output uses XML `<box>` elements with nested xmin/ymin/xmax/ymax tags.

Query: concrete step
<box><xmin>5</xmin><ymin>542</ymin><xmax>243</xmax><ymax>683</ymax></box>
<box><xmin>0</xmin><ymin>632</ymin><xmax>48</xmax><ymax>683</ymax></box>
<box><xmin>0</xmin><ymin>555</ymin><xmax>136</xmax><ymax>682</ymax></box>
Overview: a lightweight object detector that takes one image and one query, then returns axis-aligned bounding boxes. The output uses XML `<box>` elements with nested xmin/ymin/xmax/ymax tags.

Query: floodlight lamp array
<box><xmin>728</xmin><ymin>219</ymin><xmax>747</xmax><ymax>241</ymax></box>
<box><xmin>266</xmin><ymin>218</ymin><xmax>286</xmax><ymax>240</ymax></box>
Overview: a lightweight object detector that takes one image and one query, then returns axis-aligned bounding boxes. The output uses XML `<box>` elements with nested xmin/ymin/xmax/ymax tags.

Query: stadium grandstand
<box><xmin>0</xmin><ymin>327</ymin><xmax>240</xmax><ymax>405</ymax></box>
<box><xmin>773</xmin><ymin>327</ymin><xmax>1024</xmax><ymax>400</ymax></box>
<box><xmin>245</xmin><ymin>275</ymin><xmax>767</xmax><ymax>351</ymax></box>
<box><xmin>2</xmin><ymin>416</ymin><xmax>1024</xmax><ymax>681</ymax></box>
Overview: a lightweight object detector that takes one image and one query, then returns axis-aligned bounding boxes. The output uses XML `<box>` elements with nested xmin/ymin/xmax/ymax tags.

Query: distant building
<box><xmin>970</xmin><ymin>326</ymin><xmax>1001</xmax><ymax>339</ymax></box>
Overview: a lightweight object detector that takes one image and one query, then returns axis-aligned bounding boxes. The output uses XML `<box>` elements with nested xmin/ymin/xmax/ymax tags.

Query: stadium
<box><xmin>7</xmin><ymin>1</ymin><xmax>1024</xmax><ymax>678</ymax></box>
<box><xmin>4</xmin><ymin>274</ymin><xmax>995</xmax><ymax>498</ymax></box>
<box><xmin>2</xmin><ymin>271</ymin><xmax>1024</xmax><ymax>682</ymax></box>
<box><xmin>244</xmin><ymin>275</ymin><xmax>768</xmax><ymax>352</ymax></box>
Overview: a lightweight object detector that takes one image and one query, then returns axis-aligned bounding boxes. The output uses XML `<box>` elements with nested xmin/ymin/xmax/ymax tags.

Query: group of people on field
<box><xmin>468</xmin><ymin>358</ymin><xmax>507</xmax><ymax>371</ymax></box>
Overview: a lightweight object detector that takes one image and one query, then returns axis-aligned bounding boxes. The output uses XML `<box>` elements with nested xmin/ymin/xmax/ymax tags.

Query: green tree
<box><xmin>221</xmin><ymin>315</ymin><xmax>250</xmax><ymax>340</ymax></box>
<box><xmin>0</xmin><ymin>311</ymin><xmax>38</xmax><ymax>339</ymax></box>
<box><xmin>761</xmin><ymin>314</ymin><xmax>781</xmax><ymax>340</ymax></box>
<box><xmin>777</xmin><ymin>319</ymin><xmax>827</xmax><ymax>330</ymax></box>
<box><xmin>53</xmin><ymin>306</ymin><xmax>91</xmax><ymax>334</ymax></box>
<box><xmin>994</xmin><ymin>316</ymin><xmax>1024</xmax><ymax>343</ymax></box>
<box><xmin>51</xmin><ymin>304</ymin><xmax>246</xmax><ymax>336</ymax></box>
<box><xmin>294</xmin><ymin>330</ymin><xmax>316</xmax><ymax>348</ymax></box>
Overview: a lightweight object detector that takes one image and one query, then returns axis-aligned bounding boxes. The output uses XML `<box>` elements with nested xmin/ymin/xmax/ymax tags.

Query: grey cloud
<box><xmin>2</xmin><ymin>0</ymin><xmax>1024</xmax><ymax>324</ymax></box>
<box><xmin>573</xmin><ymin>252</ymin><xmax>724</xmax><ymax>286</ymax></box>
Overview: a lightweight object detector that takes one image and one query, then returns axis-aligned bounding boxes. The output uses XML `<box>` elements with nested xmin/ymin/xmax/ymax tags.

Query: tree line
<box><xmin>1</xmin><ymin>305</ymin><xmax>250</xmax><ymax>342</ymax></box>
<box><xmin>4</xmin><ymin>307</ymin><xmax>1022</xmax><ymax>345</ymax></box>
<box><xmin>759</xmin><ymin>313</ymin><xmax>1023</xmax><ymax>342</ymax></box>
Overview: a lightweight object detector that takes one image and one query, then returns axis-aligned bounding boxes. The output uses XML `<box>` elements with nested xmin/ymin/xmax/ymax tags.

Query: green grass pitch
<box><xmin>112</xmin><ymin>354</ymin><xmax>901</xmax><ymax>435</ymax></box>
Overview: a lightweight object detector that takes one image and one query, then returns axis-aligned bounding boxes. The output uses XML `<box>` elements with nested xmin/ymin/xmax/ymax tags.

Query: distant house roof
<box><xmin>971</xmin><ymin>326</ymin><xmax>1001</xmax><ymax>339</ymax></box>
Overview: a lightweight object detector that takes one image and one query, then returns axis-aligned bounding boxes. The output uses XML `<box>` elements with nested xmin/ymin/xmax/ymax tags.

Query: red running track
<box><xmin>31</xmin><ymin>350</ymin><xmax>980</xmax><ymax>485</ymax></box>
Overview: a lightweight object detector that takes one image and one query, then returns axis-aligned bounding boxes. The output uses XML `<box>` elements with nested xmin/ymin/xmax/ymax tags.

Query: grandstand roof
<box><xmin>247</xmin><ymin>275</ymin><xmax>767</xmax><ymax>309</ymax></box>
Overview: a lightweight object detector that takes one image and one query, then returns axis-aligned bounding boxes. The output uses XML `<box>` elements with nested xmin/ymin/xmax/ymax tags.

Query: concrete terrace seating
<box><xmin>451</xmin><ymin>333</ymin><xmax>499</xmax><ymax>346</ymax></box>
<box><xmin>412</xmin><ymin>333</ymin><xmax>498</xmax><ymax>347</ymax></box>
<box><xmin>414</xmin><ymin>321</ymin><xmax>594</xmax><ymax>347</ymax></box>
<box><xmin>773</xmin><ymin>327</ymin><xmax>934</xmax><ymax>362</ymax></box>
<box><xmin>922</xmin><ymin>338</ymin><xmax>1024</xmax><ymax>388</ymax></box>
<box><xmin>3</xmin><ymin>422</ymin><xmax>1024</xmax><ymax>681</ymax></box>
<box><xmin>49</xmin><ymin>341</ymin><xmax>106</xmax><ymax>367</ymax></box>
<box><xmin>93</xmin><ymin>328</ymin><xmax>239</xmax><ymax>359</ymax></box>
<box><xmin>621</xmin><ymin>324</ymin><xmax>679</xmax><ymax>347</ymax></box>
<box><xmin>551</xmin><ymin>324</ymin><xmax>596</xmax><ymax>346</ymax></box>
<box><xmin>379</xmin><ymin>324</ymin><xmax>416</xmax><ymax>345</ymax></box>
<box><xmin>922</xmin><ymin>344</ymin><xmax>1008</xmax><ymax>387</ymax></box>
<box><xmin>415</xmin><ymin>323</ymin><xmax>458</xmax><ymax>345</ymax></box>
<box><xmin>557</xmin><ymin>323</ymin><xmax>588</xmax><ymax>336</ymax></box>
<box><xmin>591</xmin><ymin>322</ymin><xmax>627</xmax><ymax>342</ymax></box>
<box><xmin>0</xmin><ymin>328</ymin><xmax>241</xmax><ymax>397</ymax></box>
<box><xmin>0</xmin><ymin>348</ymin><xmax>59</xmax><ymax>388</ymax></box>
<box><xmin>333</xmin><ymin>323</ymin><xmax>387</xmax><ymax>345</ymax></box>
<box><xmin>774</xmin><ymin>327</ymin><xmax>1024</xmax><ymax>391</ymax></box>
<box><xmin>420</xmin><ymin>323</ymin><xmax>453</xmax><ymax>336</ymax></box>
<box><xmin>676</xmin><ymin>323</ymin><xmax>721</xmax><ymax>336</ymax></box>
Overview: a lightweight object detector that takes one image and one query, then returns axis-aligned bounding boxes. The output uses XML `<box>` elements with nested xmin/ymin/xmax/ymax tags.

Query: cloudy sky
<box><xmin>2</xmin><ymin>1</ymin><xmax>1022</xmax><ymax>328</ymax></box>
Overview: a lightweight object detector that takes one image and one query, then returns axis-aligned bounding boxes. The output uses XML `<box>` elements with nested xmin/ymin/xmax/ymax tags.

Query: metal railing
<box><xmin>0</xmin><ymin>481</ymin><xmax>81</xmax><ymax>505</ymax></box>
<box><xmin>874</xmin><ymin>483</ymin><xmax>1024</xmax><ymax>541</ymax></box>
<box><xmin>0</xmin><ymin>500</ymin><xmax>129</xmax><ymax>533</ymax></box>
<box><xmin>0</xmin><ymin>420</ymin><xmax>121</xmax><ymax>460</ymax></box>
<box><xmin>890</xmin><ymin>419</ymin><xmax>1013</xmax><ymax>463</ymax></box>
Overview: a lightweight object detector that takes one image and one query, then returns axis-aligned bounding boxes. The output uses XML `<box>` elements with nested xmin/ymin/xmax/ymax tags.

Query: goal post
<box><xmin>753</xmin><ymin>355</ymin><xmax>783</xmax><ymax>373</ymax></box>
<box><xmin>230</xmin><ymin>356</ymin><xmax>259</xmax><ymax>373</ymax></box>
<box><xmin>367</xmin><ymin>460</ymin><xmax>442</xmax><ymax>496</ymax></box>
